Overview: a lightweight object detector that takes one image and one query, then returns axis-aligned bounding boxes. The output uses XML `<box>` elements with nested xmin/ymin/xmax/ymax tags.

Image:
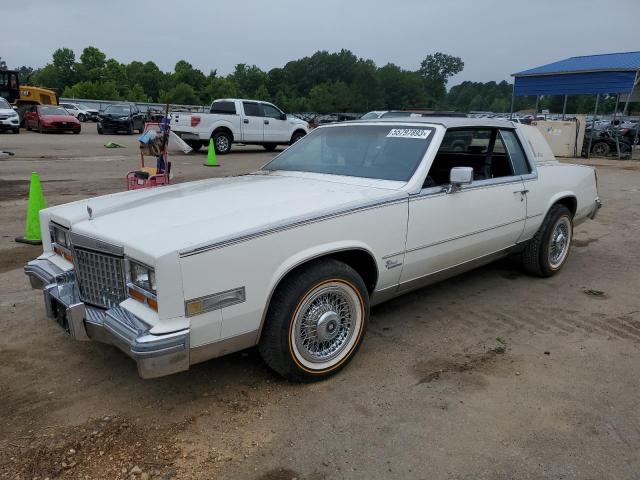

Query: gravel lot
<box><xmin>1</xmin><ymin>128</ymin><xmax>640</xmax><ymax>479</ymax></box>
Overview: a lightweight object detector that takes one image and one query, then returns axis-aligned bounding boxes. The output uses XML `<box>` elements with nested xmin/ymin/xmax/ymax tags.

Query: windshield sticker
<box><xmin>386</xmin><ymin>128</ymin><xmax>431</xmax><ymax>140</ymax></box>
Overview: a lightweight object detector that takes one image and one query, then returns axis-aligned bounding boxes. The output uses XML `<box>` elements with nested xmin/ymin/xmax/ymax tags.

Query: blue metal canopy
<box><xmin>512</xmin><ymin>51</ymin><xmax>640</xmax><ymax>96</ymax></box>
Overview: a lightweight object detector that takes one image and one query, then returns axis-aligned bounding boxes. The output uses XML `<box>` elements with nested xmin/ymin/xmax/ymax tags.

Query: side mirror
<box><xmin>280</xmin><ymin>113</ymin><xmax>287</xmax><ymax>121</ymax></box>
<box><xmin>447</xmin><ymin>166</ymin><xmax>473</xmax><ymax>193</ymax></box>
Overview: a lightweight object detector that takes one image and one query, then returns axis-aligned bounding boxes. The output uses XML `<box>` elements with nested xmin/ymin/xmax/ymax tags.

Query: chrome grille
<box><xmin>73</xmin><ymin>248</ymin><xmax>126</xmax><ymax>309</ymax></box>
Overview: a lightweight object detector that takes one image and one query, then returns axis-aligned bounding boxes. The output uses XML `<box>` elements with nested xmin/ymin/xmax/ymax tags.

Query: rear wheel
<box><xmin>591</xmin><ymin>141</ymin><xmax>610</xmax><ymax>156</ymax></box>
<box><xmin>38</xmin><ymin>123</ymin><xmax>44</xmax><ymax>134</ymax></box>
<box><xmin>213</xmin><ymin>131</ymin><xmax>232</xmax><ymax>154</ymax></box>
<box><xmin>522</xmin><ymin>204</ymin><xmax>573</xmax><ymax>277</ymax></box>
<box><xmin>186</xmin><ymin>141</ymin><xmax>202</xmax><ymax>152</ymax></box>
<box><xmin>263</xmin><ymin>143</ymin><xmax>277</xmax><ymax>151</ymax></box>
<box><xmin>259</xmin><ymin>259</ymin><xmax>369</xmax><ymax>382</ymax></box>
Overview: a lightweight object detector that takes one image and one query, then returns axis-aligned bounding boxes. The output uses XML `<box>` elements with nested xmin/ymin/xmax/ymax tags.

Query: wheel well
<box><xmin>275</xmin><ymin>249</ymin><xmax>378</xmax><ymax>297</ymax></box>
<box><xmin>554</xmin><ymin>196</ymin><xmax>577</xmax><ymax>217</ymax></box>
<box><xmin>212</xmin><ymin>126</ymin><xmax>233</xmax><ymax>142</ymax></box>
<box><xmin>291</xmin><ymin>129</ymin><xmax>306</xmax><ymax>141</ymax></box>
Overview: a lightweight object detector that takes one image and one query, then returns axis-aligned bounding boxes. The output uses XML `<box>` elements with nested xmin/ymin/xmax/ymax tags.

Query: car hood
<box><xmin>0</xmin><ymin>108</ymin><xmax>17</xmax><ymax>115</ymax></box>
<box><xmin>45</xmin><ymin>174</ymin><xmax>405</xmax><ymax>263</ymax></box>
<box><xmin>100</xmin><ymin>112</ymin><xmax>130</xmax><ymax>119</ymax></box>
<box><xmin>42</xmin><ymin>114</ymin><xmax>78</xmax><ymax>123</ymax></box>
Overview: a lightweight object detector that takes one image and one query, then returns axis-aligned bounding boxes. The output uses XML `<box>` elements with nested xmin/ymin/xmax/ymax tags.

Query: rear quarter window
<box><xmin>211</xmin><ymin>101</ymin><xmax>237</xmax><ymax>114</ymax></box>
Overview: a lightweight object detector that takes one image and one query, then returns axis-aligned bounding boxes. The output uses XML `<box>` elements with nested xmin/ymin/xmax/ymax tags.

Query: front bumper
<box><xmin>0</xmin><ymin>117</ymin><xmax>20</xmax><ymax>129</ymax></box>
<box><xmin>98</xmin><ymin>119</ymin><xmax>130</xmax><ymax>131</ymax></box>
<box><xmin>25</xmin><ymin>257</ymin><xmax>190</xmax><ymax>379</ymax></box>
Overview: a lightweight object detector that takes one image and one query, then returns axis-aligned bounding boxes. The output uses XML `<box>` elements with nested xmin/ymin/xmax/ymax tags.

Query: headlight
<box><xmin>50</xmin><ymin>224</ymin><xmax>69</xmax><ymax>248</ymax></box>
<box><xmin>50</xmin><ymin>223</ymin><xmax>73</xmax><ymax>261</ymax></box>
<box><xmin>128</xmin><ymin>260</ymin><xmax>156</xmax><ymax>294</ymax></box>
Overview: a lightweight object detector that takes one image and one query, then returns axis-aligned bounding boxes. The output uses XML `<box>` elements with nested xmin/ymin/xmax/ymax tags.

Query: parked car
<box><xmin>0</xmin><ymin>97</ymin><xmax>20</xmax><ymax>133</ymax></box>
<box><xmin>171</xmin><ymin>98</ymin><xmax>310</xmax><ymax>154</ymax></box>
<box><xmin>97</xmin><ymin>104</ymin><xmax>146</xmax><ymax>134</ymax></box>
<box><xmin>59</xmin><ymin>102</ymin><xmax>99</xmax><ymax>122</ymax></box>
<box><xmin>24</xmin><ymin>105</ymin><xmax>81</xmax><ymax>134</ymax></box>
<box><xmin>24</xmin><ymin>118</ymin><xmax>600</xmax><ymax>382</ymax></box>
<box><xmin>360</xmin><ymin>111</ymin><xmax>386</xmax><ymax>119</ymax></box>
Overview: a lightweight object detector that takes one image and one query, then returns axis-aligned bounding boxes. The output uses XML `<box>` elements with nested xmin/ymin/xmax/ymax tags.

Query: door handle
<box><xmin>264</xmin><ymin>120</ymin><xmax>269</xmax><ymax>125</ymax></box>
<box><xmin>243</xmin><ymin>119</ymin><xmax>249</xmax><ymax>124</ymax></box>
<box><xmin>513</xmin><ymin>189</ymin><xmax>529</xmax><ymax>194</ymax></box>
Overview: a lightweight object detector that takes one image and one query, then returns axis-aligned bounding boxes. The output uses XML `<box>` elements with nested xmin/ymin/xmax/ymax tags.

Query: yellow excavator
<box><xmin>0</xmin><ymin>69</ymin><xmax>59</xmax><ymax>124</ymax></box>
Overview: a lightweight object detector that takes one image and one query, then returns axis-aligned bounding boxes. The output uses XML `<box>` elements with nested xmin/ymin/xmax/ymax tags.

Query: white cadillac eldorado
<box><xmin>25</xmin><ymin>118</ymin><xmax>601</xmax><ymax>382</ymax></box>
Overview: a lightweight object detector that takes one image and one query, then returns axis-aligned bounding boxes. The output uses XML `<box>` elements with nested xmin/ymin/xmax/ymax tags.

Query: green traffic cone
<box><xmin>204</xmin><ymin>138</ymin><xmax>219</xmax><ymax>167</ymax></box>
<box><xmin>15</xmin><ymin>172</ymin><xmax>47</xmax><ymax>245</ymax></box>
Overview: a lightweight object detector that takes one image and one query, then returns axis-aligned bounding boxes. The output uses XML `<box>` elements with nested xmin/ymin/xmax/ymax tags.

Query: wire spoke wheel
<box><xmin>548</xmin><ymin>216</ymin><xmax>571</xmax><ymax>269</ymax></box>
<box><xmin>291</xmin><ymin>281</ymin><xmax>362</xmax><ymax>370</ymax></box>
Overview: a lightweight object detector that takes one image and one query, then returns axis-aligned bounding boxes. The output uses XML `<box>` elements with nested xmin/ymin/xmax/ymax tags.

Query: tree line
<box><xmin>1</xmin><ymin>48</ymin><xmax>633</xmax><ymax>114</ymax></box>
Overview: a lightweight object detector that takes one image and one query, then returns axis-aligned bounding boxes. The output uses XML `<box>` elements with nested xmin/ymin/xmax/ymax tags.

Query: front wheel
<box><xmin>290</xmin><ymin>131</ymin><xmax>305</xmax><ymax>145</ymax></box>
<box><xmin>522</xmin><ymin>204</ymin><xmax>573</xmax><ymax>277</ymax></box>
<box><xmin>259</xmin><ymin>259</ymin><xmax>369</xmax><ymax>382</ymax></box>
<box><xmin>13</xmin><ymin>128</ymin><xmax>20</xmax><ymax>134</ymax></box>
<box><xmin>213</xmin><ymin>131</ymin><xmax>232</xmax><ymax>154</ymax></box>
<box><xmin>78</xmin><ymin>114</ymin><xmax>86</xmax><ymax>122</ymax></box>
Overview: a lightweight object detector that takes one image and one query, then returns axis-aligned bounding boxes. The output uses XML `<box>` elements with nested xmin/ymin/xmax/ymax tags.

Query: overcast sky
<box><xmin>2</xmin><ymin>0</ymin><xmax>638</xmax><ymax>85</ymax></box>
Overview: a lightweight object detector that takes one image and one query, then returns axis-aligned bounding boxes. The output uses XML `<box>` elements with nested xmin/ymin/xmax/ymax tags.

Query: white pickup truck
<box><xmin>171</xmin><ymin>98</ymin><xmax>310</xmax><ymax>154</ymax></box>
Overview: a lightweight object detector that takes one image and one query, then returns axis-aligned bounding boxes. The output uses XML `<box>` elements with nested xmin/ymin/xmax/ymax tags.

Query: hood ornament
<box><xmin>87</xmin><ymin>205</ymin><xmax>93</xmax><ymax>220</ymax></box>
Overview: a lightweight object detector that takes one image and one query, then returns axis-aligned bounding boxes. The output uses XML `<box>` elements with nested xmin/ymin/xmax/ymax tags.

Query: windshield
<box><xmin>104</xmin><ymin>105</ymin><xmax>130</xmax><ymax>115</ymax></box>
<box><xmin>360</xmin><ymin>111</ymin><xmax>382</xmax><ymax>119</ymax></box>
<box><xmin>263</xmin><ymin>124</ymin><xmax>434</xmax><ymax>182</ymax></box>
<box><xmin>0</xmin><ymin>98</ymin><xmax>10</xmax><ymax>109</ymax></box>
<box><xmin>40</xmin><ymin>106</ymin><xmax>68</xmax><ymax>115</ymax></box>
<box><xmin>78</xmin><ymin>104</ymin><xmax>92</xmax><ymax>110</ymax></box>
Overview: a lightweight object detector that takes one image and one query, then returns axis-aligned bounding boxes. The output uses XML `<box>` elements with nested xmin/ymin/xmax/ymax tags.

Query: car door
<box><xmin>241</xmin><ymin>101</ymin><xmax>264</xmax><ymax>142</ymax></box>
<box><xmin>261</xmin><ymin>103</ymin><xmax>289</xmax><ymax>143</ymax></box>
<box><xmin>399</xmin><ymin>127</ymin><xmax>527</xmax><ymax>290</ymax></box>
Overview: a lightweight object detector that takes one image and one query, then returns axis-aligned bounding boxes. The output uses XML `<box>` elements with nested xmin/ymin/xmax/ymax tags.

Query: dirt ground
<box><xmin>1</xmin><ymin>128</ymin><xmax>640</xmax><ymax>480</ymax></box>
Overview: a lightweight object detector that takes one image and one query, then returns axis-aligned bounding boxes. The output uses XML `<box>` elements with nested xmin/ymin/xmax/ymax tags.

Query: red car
<box><xmin>24</xmin><ymin>105</ymin><xmax>81</xmax><ymax>134</ymax></box>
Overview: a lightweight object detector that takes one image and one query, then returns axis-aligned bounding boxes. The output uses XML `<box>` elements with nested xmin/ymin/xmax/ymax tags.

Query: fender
<box><xmin>254</xmin><ymin>241</ymin><xmax>379</xmax><ymax>341</ymax></box>
<box><xmin>545</xmin><ymin>191</ymin><xmax>577</xmax><ymax>217</ymax></box>
<box><xmin>206</xmin><ymin>118</ymin><xmax>238</xmax><ymax>141</ymax></box>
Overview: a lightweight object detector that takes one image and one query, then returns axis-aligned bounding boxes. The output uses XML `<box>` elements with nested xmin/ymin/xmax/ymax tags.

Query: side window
<box><xmin>243</xmin><ymin>102</ymin><xmax>262</xmax><ymax>117</ymax></box>
<box><xmin>262</xmin><ymin>104</ymin><xmax>283</xmax><ymax>120</ymax></box>
<box><xmin>500</xmin><ymin>129</ymin><xmax>531</xmax><ymax>175</ymax></box>
<box><xmin>425</xmin><ymin>128</ymin><xmax>515</xmax><ymax>188</ymax></box>
<box><xmin>211</xmin><ymin>101</ymin><xmax>236</xmax><ymax>114</ymax></box>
